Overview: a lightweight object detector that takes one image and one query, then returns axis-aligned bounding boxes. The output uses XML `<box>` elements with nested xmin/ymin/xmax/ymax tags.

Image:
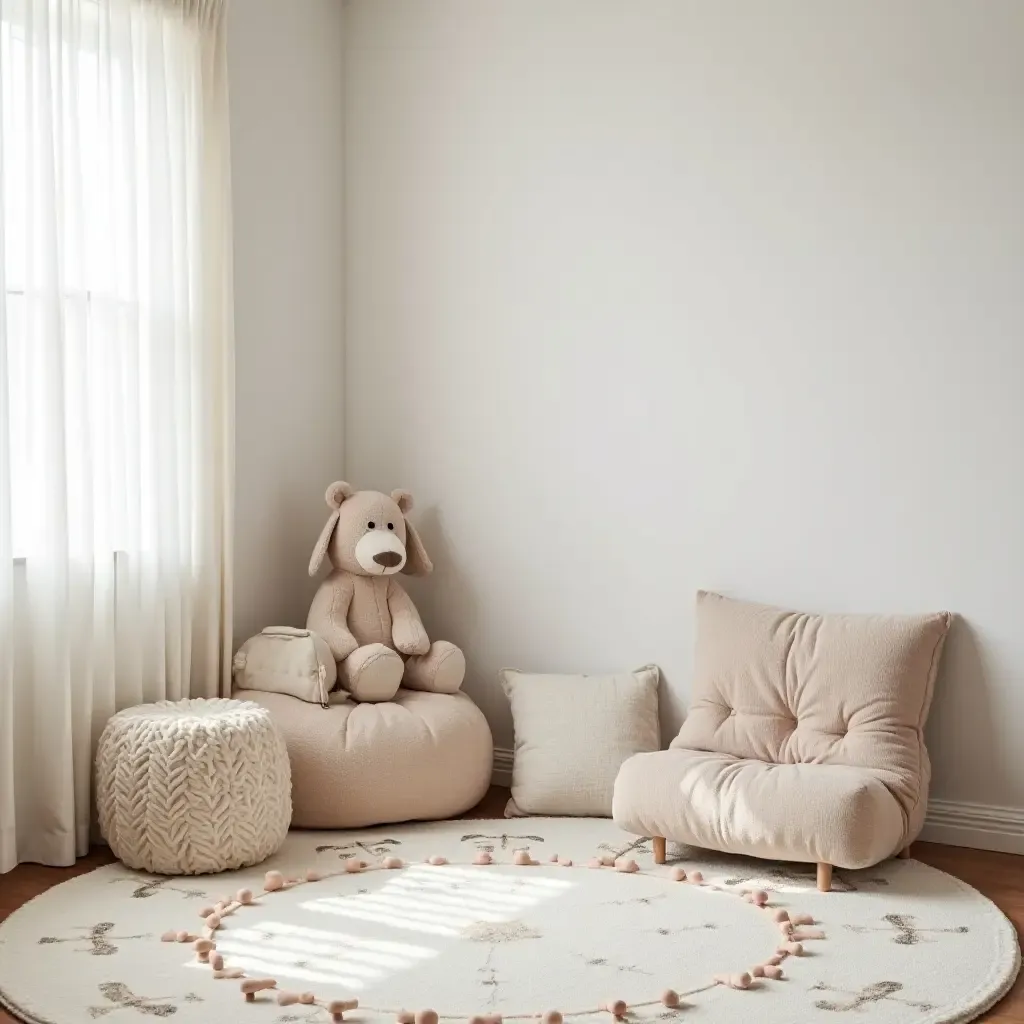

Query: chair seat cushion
<box><xmin>612</xmin><ymin>749</ymin><xmax>905</xmax><ymax>869</ymax></box>
<box><xmin>236</xmin><ymin>687</ymin><xmax>493</xmax><ymax>828</ymax></box>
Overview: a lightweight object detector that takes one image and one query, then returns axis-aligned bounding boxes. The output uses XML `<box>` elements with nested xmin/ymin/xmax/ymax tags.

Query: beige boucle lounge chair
<box><xmin>612</xmin><ymin>591</ymin><xmax>951</xmax><ymax>891</ymax></box>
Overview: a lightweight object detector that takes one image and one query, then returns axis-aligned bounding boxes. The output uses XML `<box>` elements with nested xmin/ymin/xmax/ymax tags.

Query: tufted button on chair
<box><xmin>613</xmin><ymin>592</ymin><xmax>951</xmax><ymax>891</ymax></box>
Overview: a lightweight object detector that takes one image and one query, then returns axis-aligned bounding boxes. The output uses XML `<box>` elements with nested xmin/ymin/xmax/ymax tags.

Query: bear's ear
<box><xmin>391</xmin><ymin>489</ymin><xmax>414</xmax><ymax>513</ymax></box>
<box><xmin>308</xmin><ymin>510</ymin><xmax>341</xmax><ymax>576</ymax></box>
<box><xmin>401</xmin><ymin>520</ymin><xmax>433</xmax><ymax>576</ymax></box>
<box><xmin>326</xmin><ymin>481</ymin><xmax>354</xmax><ymax>510</ymax></box>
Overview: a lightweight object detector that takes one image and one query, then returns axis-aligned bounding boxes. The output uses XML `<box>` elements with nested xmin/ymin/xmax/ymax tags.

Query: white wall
<box><xmin>343</xmin><ymin>0</ymin><xmax>1024</xmax><ymax>831</ymax></box>
<box><xmin>229</xmin><ymin>0</ymin><xmax>345</xmax><ymax>646</ymax></box>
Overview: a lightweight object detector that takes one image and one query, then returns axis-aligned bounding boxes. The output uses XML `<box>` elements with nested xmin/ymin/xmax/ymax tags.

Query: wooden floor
<box><xmin>1</xmin><ymin>787</ymin><xmax>1021</xmax><ymax>1023</ymax></box>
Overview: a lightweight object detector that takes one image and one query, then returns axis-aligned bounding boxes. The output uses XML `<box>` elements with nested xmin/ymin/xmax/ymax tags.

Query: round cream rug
<box><xmin>0</xmin><ymin>819</ymin><xmax>1017</xmax><ymax>1024</ymax></box>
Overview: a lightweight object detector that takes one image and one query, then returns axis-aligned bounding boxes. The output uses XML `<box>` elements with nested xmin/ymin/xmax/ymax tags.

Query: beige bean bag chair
<box><xmin>612</xmin><ymin>591</ymin><xmax>951</xmax><ymax>890</ymax></box>
<box><xmin>236</xmin><ymin>687</ymin><xmax>493</xmax><ymax>828</ymax></box>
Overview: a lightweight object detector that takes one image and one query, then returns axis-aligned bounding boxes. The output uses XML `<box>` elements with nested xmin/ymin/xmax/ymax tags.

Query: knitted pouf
<box><xmin>96</xmin><ymin>698</ymin><xmax>292</xmax><ymax>875</ymax></box>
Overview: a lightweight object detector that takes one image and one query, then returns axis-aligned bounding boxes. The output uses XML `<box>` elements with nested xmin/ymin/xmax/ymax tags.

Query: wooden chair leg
<box><xmin>653</xmin><ymin>836</ymin><xmax>667</xmax><ymax>865</ymax></box>
<box><xmin>898</xmin><ymin>845</ymin><xmax>911</xmax><ymax>859</ymax></box>
<box><xmin>816</xmin><ymin>862</ymin><xmax>833</xmax><ymax>892</ymax></box>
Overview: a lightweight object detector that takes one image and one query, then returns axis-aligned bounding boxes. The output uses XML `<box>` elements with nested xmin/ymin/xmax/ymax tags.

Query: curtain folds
<box><xmin>0</xmin><ymin>0</ymin><xmax>233</xmax><ymax>872</ymax></box>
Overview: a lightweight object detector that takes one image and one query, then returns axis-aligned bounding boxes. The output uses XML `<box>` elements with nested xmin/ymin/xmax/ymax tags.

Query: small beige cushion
<box><xmin>613</xmin><ymin>749</ymin><xmax>905</xmax><ymax>869</ymax></box>
<box><xmin>673</xmin><ymin>591</ymin><xmax>951</xmax><ymax>842</ymax></box>
<box><xmin>236</xmin><ymin>687</ymin><xmax>493</xmax><ymax>828</ymax></box>
<box><xmin>502</xmin><ymin>665</ymin><xmax>660</xmax><ymax>817</ymax></box>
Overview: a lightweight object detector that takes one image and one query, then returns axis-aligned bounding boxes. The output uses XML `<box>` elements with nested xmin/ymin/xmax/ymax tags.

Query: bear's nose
<box><xmin>373</xmin><ymin>551</ymin><xmax>402</xmax><ymax>568</ymax></box>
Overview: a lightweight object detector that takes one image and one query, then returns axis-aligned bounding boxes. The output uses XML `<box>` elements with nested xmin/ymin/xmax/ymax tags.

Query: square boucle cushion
<box><xmin>672</xmin><ymin>591</ymin><xmax>952</xmax><ymax>842</ymax></box>
<box><xmin>502</xmin><ymin>665</ymin><xmax>660</xmax><ymax>817</ymax></box>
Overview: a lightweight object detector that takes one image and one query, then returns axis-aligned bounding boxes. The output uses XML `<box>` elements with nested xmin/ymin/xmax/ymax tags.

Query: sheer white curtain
<box><xmin>0</xmin><ymin>0</ymin><xmax>233</xmax><ymax>872</ymax></box>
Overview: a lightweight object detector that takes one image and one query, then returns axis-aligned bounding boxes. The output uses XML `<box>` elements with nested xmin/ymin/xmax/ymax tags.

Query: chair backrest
<box><xmin>672</xmin><ymin>592</ymin><xmax>951</xmax><ymax>832</ymax></box>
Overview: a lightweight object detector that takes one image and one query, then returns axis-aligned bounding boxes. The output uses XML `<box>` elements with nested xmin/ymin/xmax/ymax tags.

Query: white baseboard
<box><xmin>490</xmin><ymin>748</ymin><xmax>1024</xmax><ymax>855</ymax></box>
<box><xmin>492</xmin><ymin>747</ymin><xmax>514</xmax><ymax>788</ymax></box>
<box><xmin>918</xmin><ymin>798</ymin><xmax>1024</xmax><ymax>855</ymax></box>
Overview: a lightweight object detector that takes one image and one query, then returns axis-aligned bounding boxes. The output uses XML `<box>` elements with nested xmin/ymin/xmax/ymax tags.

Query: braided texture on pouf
<box><xmin>96</xmin><ymin>698</ymin><xmax>292</xmax><ymax>875</ymax></box>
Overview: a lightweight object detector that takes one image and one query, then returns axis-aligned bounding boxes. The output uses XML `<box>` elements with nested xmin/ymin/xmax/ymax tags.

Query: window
<box><xmin>1</xmin><ymin>0</ymin><xmax>203</xmax><ymax>558</ymax></box>
<box><xmin>0</xmin><ymin>0</ymin><xmax>232</xmax><ymax>876</ymax></box>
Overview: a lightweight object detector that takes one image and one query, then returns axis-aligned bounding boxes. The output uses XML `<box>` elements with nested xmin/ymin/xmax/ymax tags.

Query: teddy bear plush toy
<box><xmin>307</xmin><ymin>481</ymin><xmax>466</xmax><ymax>703</ymax></box>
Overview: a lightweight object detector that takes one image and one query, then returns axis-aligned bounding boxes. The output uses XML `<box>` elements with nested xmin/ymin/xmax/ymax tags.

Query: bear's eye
<box><xmin>367</xmin><ymin>521</ymin><xmax>375</xmax><ymax>530</ymax></box>
<box><xmin>387</xmin><ymin>523</ymin><xmax>394</xmax><ymax>530</ymax></box>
